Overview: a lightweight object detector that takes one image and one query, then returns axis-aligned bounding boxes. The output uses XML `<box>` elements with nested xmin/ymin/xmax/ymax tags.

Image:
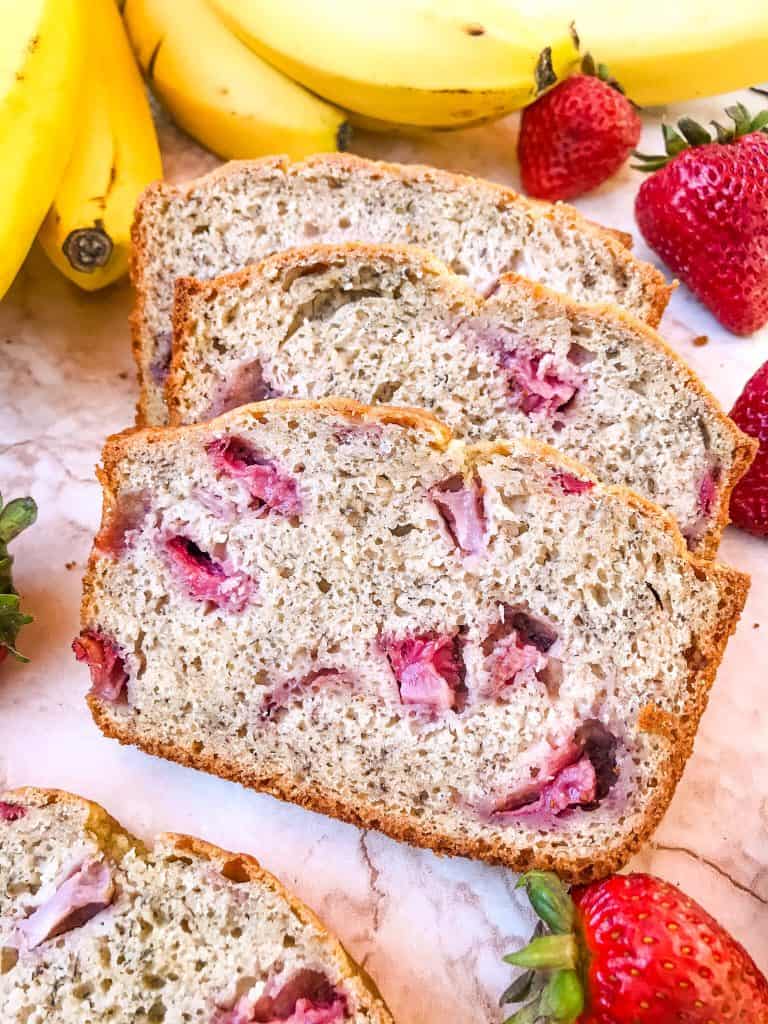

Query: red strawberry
<box><xmin>635</xmin><ymin>105</ymin><xmax>768</xmax><ymax>335</ymax></box>
<box><xmin>729</xmin><ymin>359</ymin><xmax>768</xmax><ymax>535</ymax></box>
<box><xmin>501</xmin><ymin>871</ymin><xmax>768</xmax><ymax>1023</ymax></box>
<box><xmin>518</xmin><ymin>56</ymin><xmax>641</xmax><ymax>201</ymax></box>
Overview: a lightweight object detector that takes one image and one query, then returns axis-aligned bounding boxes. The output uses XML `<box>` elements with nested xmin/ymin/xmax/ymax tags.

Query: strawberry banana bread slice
<box><xmin>131</xmin><ymin>153</ymin><xmax>672</xmax><ymax>425</ymax></box>
<box><xmin>168</xmin><ymin>243</ymin><xmax>754</xmax><ymax>557</ymax></box>
<box><xmin>0</xmin><ymin>787</ymin><xmax>392</xmax><ymax>1024</ymax></box>
<box><xmin>76</xmin><ymin>399</ymin><xmax>747</xmax><ymax>882</ymax></box>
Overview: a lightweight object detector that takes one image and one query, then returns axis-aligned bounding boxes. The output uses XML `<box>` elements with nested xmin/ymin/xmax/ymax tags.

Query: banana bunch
<box><xmin>208</xmin><ymin>0</ymin><xmax>580</xmax><ymax>131</ymax></box>
<box><xmin>0</xmin><ymin>0</ymin><xmax>160</xmax><ymax>299</ymax></box>
<box><xmin>38</xmin><ymin>0</ymin><xmax>161</xmax><ymax>291</ymax></box>
<box><xmin>0</xmin><ymin>0</ymin><xmax>83</xmax><ymax>299</ymax></box>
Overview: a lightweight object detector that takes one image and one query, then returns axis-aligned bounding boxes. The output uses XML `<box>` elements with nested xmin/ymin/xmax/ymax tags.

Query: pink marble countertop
<box><xmin>1</xmin><ymin>89</ymin><xmax>766</xmax><ymax>1022</ymax></box>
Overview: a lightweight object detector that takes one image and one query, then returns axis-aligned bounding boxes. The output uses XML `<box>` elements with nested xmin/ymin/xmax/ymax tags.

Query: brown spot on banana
<box><xmin>63</xmin><ymin>221</ymin><xmax>113</xmax><ymax>272</ymax></box>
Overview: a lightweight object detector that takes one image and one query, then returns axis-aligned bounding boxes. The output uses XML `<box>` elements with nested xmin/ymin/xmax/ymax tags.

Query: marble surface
<box><xmin>1</xmin><ymin>88</ymin><xmax>767</xmax><ymax>1021</ymax></box>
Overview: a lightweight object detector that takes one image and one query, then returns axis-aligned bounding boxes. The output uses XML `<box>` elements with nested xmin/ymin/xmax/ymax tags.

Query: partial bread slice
<box><xmin>131</xmin><ymin>153</ymin><xmax>673</xmax><ymax>425</ymax></box>
<box><xmin>78</xmin><ymin>399</ymin><xmax>747</xmax><ymax>882</ymax></box>
<box><xmin>0</xmin><ymin>787</ymin><xmax>392</xmax><ymax>1023</ymax></box>
<box><xmin>169</xmin><ymin>243</ymin><xmax>754</xmax><ymax>557</ymax></box>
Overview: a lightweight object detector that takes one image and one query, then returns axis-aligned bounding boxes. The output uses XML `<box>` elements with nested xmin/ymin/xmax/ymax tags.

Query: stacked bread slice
<box><xmin>167</xmin><ymin>243</ymin><xmax>754</xmax><ymax>556</ymax></box>
<box><xmin>77</xmin><ymin>400</ymin><xmax>747</xmax><ymax>881</ymax></box>
<box><xmin>130</xmin><ymin>154</ymin><xmax>672</xmax><ymax>425</ymax></box>
<box><xmin>0</xmin><ymin>787</ymin><xmax>391</xmax><ymax>1023</ymax></box>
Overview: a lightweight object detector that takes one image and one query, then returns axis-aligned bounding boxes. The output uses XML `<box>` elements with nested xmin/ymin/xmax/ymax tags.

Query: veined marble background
<box><xmin>1</xmin><ymin>89</ymin><xmax>766</xmax><ymax>1022</ymax></box>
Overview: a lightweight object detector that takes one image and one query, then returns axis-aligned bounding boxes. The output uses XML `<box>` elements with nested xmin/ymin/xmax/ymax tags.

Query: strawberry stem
<box><xmin>502</xmin><ymin>873</ymin><xmax>585</xmax><ymax>1024</ymax></box>
<box><xmin>633</xmin><ymin>102</ymin><xmax>768</xmax><ymax>170</ymax></box>
<box><xmin>505</xmin><ymin>934</ymin><xmax>578</xmax><ymax>971</ymax></box>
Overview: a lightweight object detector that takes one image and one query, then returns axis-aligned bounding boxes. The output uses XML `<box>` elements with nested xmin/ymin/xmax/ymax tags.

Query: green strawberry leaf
<box><xmin>633</xmin><ymin>103</ymin><xmax>768</xmax><ymax>171</ymax></box>
<box><xmin>0</xmin><ymin>494</ymin><xmax>37</xmax><ymax>663</ymax></box>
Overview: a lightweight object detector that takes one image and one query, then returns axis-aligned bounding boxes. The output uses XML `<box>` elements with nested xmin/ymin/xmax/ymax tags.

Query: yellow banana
<box><xmin>551</xmin><ymin>1</ymin><xmax>768</xmax><ymax>106</ymax></box>
<box><xmin>122</xmin><ymin>0</ymin><xmax>350</xmax><ymax>161</ymax></box>
<box><xmin>0</xmin><ymin>0</ymin><xmax>83</xmax><ymax>300</ymax></box>
<box><xmin>209</xmin><ymin>0</ymin><xmax>580</xmax><ymax>129</ymax></box>
<box><xmin>38</xmin><ymin>0</ymin><xmax>162</xmax><ymax>291</ymax></box>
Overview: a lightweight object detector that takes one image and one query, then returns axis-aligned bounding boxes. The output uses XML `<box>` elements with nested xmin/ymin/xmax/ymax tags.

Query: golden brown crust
<box><xmin>103</xmin><ymin>396</ymin><xmax>454</xmax><ymax>472</ymax></box>
<box><xmin>83</xmin><ymin>401</ymin><xmax>749</xmax><ymax>883</ymax></box>
<box><xmin>0</xmin><ymin>787</ymin><xmax>394</xmax><ymax>1022</ymax></box>
<box><xmin>131</xmin><ymin>152</ymin><xmax>673</xmax><ymax>424</ymax></box>
<box><xmin>167</xmin><ymin>241</ymin><xmax>750</xmax><ymax>557</ymax></box>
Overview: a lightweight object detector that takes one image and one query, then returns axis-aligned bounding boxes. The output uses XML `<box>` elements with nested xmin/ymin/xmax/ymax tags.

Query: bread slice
<box><xmin>76</xmin><ymin>399</ymin><xmax>747</xmax><ymax>882</ymax></box>
<box><xmin>168</xmin><ymin>243</ymin><xmax>754</xmax><ymax>558</ymax></box>
<box><xmin>0</xmin><ymin>787</ymin><xmax>392</xmax><ymax>1023</ymax></box>
<box><xmin>131</xmin><ymin>153</ymin><xmax>673</xmax><ymax>426</ymax></box>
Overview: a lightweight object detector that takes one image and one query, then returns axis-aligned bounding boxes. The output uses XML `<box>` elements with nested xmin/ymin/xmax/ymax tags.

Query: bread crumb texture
<box><xmin>77</xmin><ymin>401</ymin><xmax>747</xmax><ymax>884</ymax></box>
<box><xmin>0</xmin><ymin>788</ymin><xmax>392</xmax><ymax>1023</ymax></box>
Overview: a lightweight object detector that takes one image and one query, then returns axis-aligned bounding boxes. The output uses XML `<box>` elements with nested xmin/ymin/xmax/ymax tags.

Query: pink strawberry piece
<box><xmin>215</xmin><ymin>970</ymin><xmax>347</xmax><ymax>1024</ymax></box>
<box><xmin>382</xmin><ymin>633</ymin><xmax>464</xmax><ymax>711</ymax></box>
<box><xmin>16</xmin><ymin>857</ymin><xmax>114</xmax><ymax>949</ymax></box>
<box><xmin>150</xmin><ymin>330</ymin><xmax>172</xmax><ymax>385</ymax></box>
<box><xmin>431</xmin><ymin>474</ymin><xmax>487</xmax><ymax>556</ymax></box>
<box><xmin>698</xmin><ymin>465</ymin><xmax>719</xmax><ymax>517</ymax></box>
<box><xmin>207</xmin><ymin>437</ymin><xmax>301</xmax><ymax>516</ymax></box>
<box><xmin>484</xmin><ymin>633</ymin><xmax>546</xmax><ymax>698</ymax></box>
<box><xmin>518</xmin><ymin>63</ymin><xmax>642</xmax><ymax>201</ymax></box>
<box><xmin>492</xmin><ymin>720</ymin><xmax>618</xmax><ymax>823</ymax></box>
<box><xmin>553</xmin><ymin>470</ymin><xmax>594</xmax><ymax>495</ymax></box>
<box><xmin>94</xmin><ymin>490</ymin><xmax>148</xmax><ymax>557</ymax></box>
<box><xmin>729</xmin><ymin>359</ymin><xmax>768</xmax><ymax>535</ymax></box>
<box><xmin>206</xmin><ymin>360</ymin><xmax>280</xmax><ymax>419</ymax></box>
<box><xmin>634</xmin><ymin>106</ymin><xmax>768</xmax><ymax>335</ymax></box>
<box><xmin>481</xmin><ymin>607</ymin><xmax>557</xmax><ymax>698</ymax></box>
<box><xmin>164</xmin><ymin>536</ymin><xmax>256</xmax><ymax>612</ymax></box>
<box><xmin>261</xmin><ymin>668</ymin><xmax>349</xmax><ymax>720</ymax></box>
<box><xmin>458</xmin><ymin>322</ymin><xmax>582</xmax><ymax>419</ymax></box>
<box><xmin>500</xmin><ymin>350</ymin><xmax>579</xmax><ymax>417</ymax></box>
<box><xmin>72</xmin><ymin>631</ymin><xmax>129</xmax><ymax>702</ymax></box>
<box><xmin>505</xmin><ymin>757</ymin><xmax>597</xmax><ymax>820</ymax></box>
<box><xmin>0</xmin><ymin>801</ymin><xmax>26</xmax><ymax>822</ymax></box>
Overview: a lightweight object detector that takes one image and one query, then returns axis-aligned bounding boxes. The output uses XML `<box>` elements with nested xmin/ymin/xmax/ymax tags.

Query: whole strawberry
<box><xmin>729</xmin><ymin>359</ymin><xmax>768</xmax><ymax>535</ymax></box>
<box><xmin>635</xmin><ymin>105</ymin><xmax>768</xmax><ymax>335</ymax></box>
<box><xmin>518</xmin><ymin>55</ymin><xmax>641</xmax><ymax>201</ymax></box>
<box><xmin>501</xmin><ymin>871</ymin><xmax>768</xmax><ymax>1023</ymax></box>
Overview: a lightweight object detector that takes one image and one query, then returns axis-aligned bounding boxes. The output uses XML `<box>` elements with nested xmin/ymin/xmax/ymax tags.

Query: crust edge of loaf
<box><xmin>0</xmin><ymin>785</ymin><xmax>394</xmax><ymax>1023</ymax></box>
<box><xmin>166</xmin><ymin>241</ymin><xmax>755</xmax><ymax>559</ymax></box>
<box><xmin>83</xmin><ymin>400</ymin><xmax>750</xmax><ymax>883</ymax></box>
<box><xmin>129</xmin><ymin>152</ymin><xmax>674</xmax><ymax>425</ymax></box>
